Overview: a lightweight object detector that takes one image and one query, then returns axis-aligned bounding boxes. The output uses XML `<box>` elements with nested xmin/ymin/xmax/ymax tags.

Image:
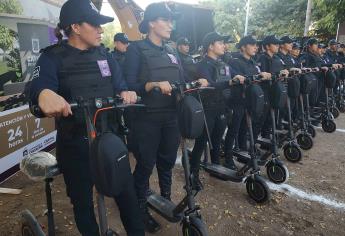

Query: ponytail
<box><xmin>55</xmin><ymin>23</ymin><xmax>63</xmax><ymax>43</ymax></box>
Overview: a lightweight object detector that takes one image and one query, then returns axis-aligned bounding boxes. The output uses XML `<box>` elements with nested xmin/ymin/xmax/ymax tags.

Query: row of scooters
<box><xmin>19</xmin><ymin>66</ymin><xmax>344</xmax><ymax>236</ymax></box>
<box><xmin>186</xmin><ymin>65</ymin><xmax>344</xmax><ymax>204</ymax></box>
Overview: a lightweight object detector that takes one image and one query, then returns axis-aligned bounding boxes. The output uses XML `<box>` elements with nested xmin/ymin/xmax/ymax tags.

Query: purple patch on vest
<box><xmin>167</xmin><ymin>54</ymin><xmax>178</xmax><ymax>64</ymax></box>
<box><xmin>97</xmin><ymin>60</ymin><xmax>112</xmax><ymax>77</ymax></box>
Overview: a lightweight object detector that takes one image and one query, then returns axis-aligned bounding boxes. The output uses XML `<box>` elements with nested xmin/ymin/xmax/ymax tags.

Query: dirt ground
<box><xmin>1</xmin><ymin>115</ymin><xmax>345</xmax><ymax>236</ymax></box>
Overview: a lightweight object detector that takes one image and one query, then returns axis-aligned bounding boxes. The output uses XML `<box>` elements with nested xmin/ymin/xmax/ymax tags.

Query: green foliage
<box><xmin>201</xmin><ymin>0</ymin><xmax>343</xmax><ymax>41</ymax></box>
<box><xmin>0</xmin><ymin>0</ymin><xmax>22</xmax><ymax>51</ymax></box>
<box><xmin>101</xmin><ymin>22</ymin><xmax>122</xmax><ymax>50</ymax></box>
<box><xmin>312</xmin><ymin>0</ymin><xmax>345</xmax><ymax>38</ymax></box>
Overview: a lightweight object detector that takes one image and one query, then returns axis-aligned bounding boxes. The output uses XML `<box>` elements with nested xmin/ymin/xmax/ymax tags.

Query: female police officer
<box><xmin>188</xmin><ymin>32</ymin><xmax>245</xmax><ymax>189</ymax></box>
<box><xmin>124</xmin><ymin>3</ymin><xmax>207</xmax><ymax>233</ymax></box>
<box><xmin>28</xmin><ymin>0</ymin><xmax>144</xmax><ymax>235</ymax></box>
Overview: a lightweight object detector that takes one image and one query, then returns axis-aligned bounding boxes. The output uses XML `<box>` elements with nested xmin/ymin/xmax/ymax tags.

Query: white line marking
<box><xmin>267</xmin><ymin>182</ymin><xmax>345</xmax><ymax>210</ymax></box>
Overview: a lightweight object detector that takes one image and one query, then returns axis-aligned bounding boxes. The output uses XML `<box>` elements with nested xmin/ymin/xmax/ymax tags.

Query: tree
<box><xmin>101</xmin><ymin>22</ymin><xmax>122</xmax><ymax>50</ymax></box>
<box><xmin>312</xmin><ymin>0</ymin><xmax>345</xmax><ymax>38</ymax></box>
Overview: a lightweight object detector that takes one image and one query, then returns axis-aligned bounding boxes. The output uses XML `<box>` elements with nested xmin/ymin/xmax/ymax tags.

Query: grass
<box><xmin>0</xmin><ymin>61</ymin><xmax>10</xmax><ymax>75</ymax></box>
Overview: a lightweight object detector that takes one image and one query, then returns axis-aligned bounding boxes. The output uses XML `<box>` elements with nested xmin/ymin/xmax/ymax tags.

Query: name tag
<box><xmin>167</xmin><ymin>54</ymin><xmax>178</xmax><ymax>64</ymax></box>
<box><xmin>97</xmin><ymin>60</ymin><xmax>112</xmax><ymax>77</ymax></box>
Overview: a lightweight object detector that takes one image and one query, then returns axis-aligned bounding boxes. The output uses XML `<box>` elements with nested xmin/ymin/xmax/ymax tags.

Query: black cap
<box><xmin>114</xmin><ymin>33</ymin><xmax>130</xmax><ymax>44</ymax></box>
<box><xmin>236</xmin><ymin>35</ymin><xmax>257</xmax><ymax>48</ymax></box>
<box><xmin>329</xmin><ymin>39</ymin><xmax>339</xmax><ymax>46</ymax></box>
<box><xmin>139</xmin><ymin>2</ymin><xmax>180</xmax><ymax>34</ymax></box>
<box><xmin>262</xmin><ymin>35</ymin><xmax>282</xmax><ymax>46</ymax></box>
<box><xmin>176</xmin><ymin>37</ymin><xmax>190</xmax><ymax>46</ymax></box>
<box><xmin>202</xmin><ymin>32</ymin><xmax>228</xmax><ymax>50</ymax></box>
<box><xmin>59</xmin><ymin>0</ymin><xmax>113</xmax><ymax>29</ymax></box>
<box><xmin>318</xmin><ymin>43</ymin><xmax>327</xmax><ymax>49</ymax></box>
<box><xmin>292</xmin><ymin>42</ymin><xmax>301</xmax><ymax>49</ymax></box>
<box><xmin>280</xmin><ymin>36</ymin><xmax>295</xmax><ymax>44</ymax></box>
<box><xmin>306</xmin><ymin>38</ymin><xmax>318</xmax><ymax>46</ymax></box>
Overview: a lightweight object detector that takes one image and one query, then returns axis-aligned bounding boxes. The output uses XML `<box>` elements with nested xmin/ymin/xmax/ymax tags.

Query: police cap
<box><xmin>280</xmin><ymin>36</ymin><xmax>295</xmax><ymax>44</ymax></box>
<box><xmin>292</xmin><ymin>42</ymin><xmax>301</xmax><ymax>49</ymax></box>
<box><xmin>139</xmin><ymin>2</ymin><xmax>180</xmax><ymax>34</ymax></box>
<box><xmin>176</xmin><ymin>37</ymin><xmax>190</xmax><ymax>46</ymax></box>
<box><xmin>236</xmin><ymin>35</ymin><xmax>257</xmax><ymax>48</ymax></box>
<box><xmin>329</xmin><ymin>39</ymin><xmax>339</xmax><ymax>46</ymax></box>
<box><xmin>202</xmin><ymin>32</ymin><xmax>229</xmax><ymax>50</ymax></box>
<box><xmin>306</xmin><ymin>38</ymin><xmax>318</xmax><ymax>46</ymax></box>
<box><xmin>114</xmin><ymin>33</ymin><xmax>130</xmax><ymax>44</ymax></box>
<box><xmin>59</xmin><ymin>0</ymin><xmax>113</xmax><ymax>29</ymax></box>
<box><xmin>262</xmin><ymin>35</ymin><xmax>282</xmax><ymax>46</ymax></box>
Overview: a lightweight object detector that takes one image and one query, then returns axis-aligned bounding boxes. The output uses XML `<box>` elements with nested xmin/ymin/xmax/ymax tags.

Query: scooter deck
<box><xmin>201</xmin><ymin>162</ymin><xmax>243</xmax><ymax>182</ymax></box>
<box><xmin>147</xmin><ymin>193</ymin><xmax>182</xmax><ymax>223</ymax></box>
<box><xmin>233</xmin><ymin>150</ymin><xmax>269</xmax><ymax>166</ymax></box>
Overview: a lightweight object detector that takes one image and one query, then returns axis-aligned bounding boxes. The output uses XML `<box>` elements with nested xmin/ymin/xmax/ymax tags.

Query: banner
<box><xmin>0</xmin><ymin>105</ymin><xmax>56</xmax><ymax>175</ymax></box>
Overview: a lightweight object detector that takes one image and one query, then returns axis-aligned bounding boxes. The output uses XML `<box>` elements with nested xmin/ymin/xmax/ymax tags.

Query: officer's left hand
<box><xmin>290</xmin><ymin>68</ymin><xmax>302</xmax><ymax>74</ymax></box>
<box><xmin>232</xmin><ymin>75</ymin><xmax>246</xmax><ymax>85</ymax></box>
<box><xmin>120</xmin><ymin>91</ymin><xmax>137</xmax><ymax>104</ymax></box>
<box><xmin>279</xmin><ymin>69</ymin><xmax>289</xmax><ymax>78</ymax></box>
<box><xmin>197</xmin><ymin>78</ymin><xmax>209</xmax><ymax>87</ymax></box>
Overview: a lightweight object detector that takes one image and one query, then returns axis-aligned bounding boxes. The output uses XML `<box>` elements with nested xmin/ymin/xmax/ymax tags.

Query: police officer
<box><xmin>256</xmin><ymin>35</ymin><xmax>289</xmax><ymax>140</ymax></box>
<box><xmin>290</xmin><ymin>42</ymin><xmax>302</xmax><ymax>65</ymax></box>
<box><xmin>189</xmin><ymin>32</ymin><xmax>244</xmax><ymax>187</ymax></box>
<box><xmin>28</xmin><ymin>1</ymin><xmax>144</xmax><ymax>235</ymax></box>
<box><xmin>176</xmin><ymin>37</ymin><xmax>198</xmax><ymax>81</ymax></box>
<box><xmin>224</xmin><ymin>35</ymin><xmax>271</xmax><ymax>169</ymax></box>
<box><xmin>325</xmin><ymin>39</ymin><xmax>340</xmax><ymax>64</ymax></box>
<box><xmin>277</xmin><ymin>36</ymin><xmax>298</xmax><ymax>68</ymax></box>
<box><xmin>123</xmin><ymin>3</ymin><xmax>206</xmax><ymax>233</ymax></box>
<box><xmin>111</xmin><ymin>33</ymin><xmax>130</xmax><ymax>68</ymax></box>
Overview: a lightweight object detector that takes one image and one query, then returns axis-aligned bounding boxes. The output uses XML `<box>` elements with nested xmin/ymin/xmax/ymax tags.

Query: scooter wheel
<box><xmin>322</xmin><ymin>120</ymin><xmax>336</xmax><ymax>133</ymax></box>
<box><xmin>331</xmin><ymin>107</ymin><xmax>340</xmax><ymax>119</ymax></box>
<box><xmin>246</xmin><ymin>175</ymin><xmax>270</xmax><ymax>203</ymax></box>
<box><xmin>296</xmin><ymin>133</ymin><xmax>313</xmax><ymax>150</ymax></box>
<box><xmin>266</xmin><ymin>160</ymin><xmax>289</xmax><ymax>184</ymax></box>
<box><xmin>20</xmin><ymin>210</ymin><xmax>45</xmax><ymax>236</ymax></box>
<box><xmin>307</xmin><ymin>125</ymin><xmax>316</xmax><ymax>138</ymax></box>
<box><xmin>338</xmin><ymin>104</ymin><xmax>345</xmax><ymax>113</ymax></box>
<box><xmin>283</xmin><ymin>144</ymin><xmax>302</xmax><ymax>162</ymax></box>
<box><xmin>182</xmin><ymin>216</ymin><xmax>208</xmax><ymax>236</ymax></box>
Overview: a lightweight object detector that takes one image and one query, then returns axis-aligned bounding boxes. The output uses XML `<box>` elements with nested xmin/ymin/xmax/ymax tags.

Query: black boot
<box><xmin>224</xmin><ymin>153</ymin><xmax>238</xmax><ymax>171</ymax></box>
<box><xmin>139</xmin><ymin>200</ymin><xmax>161</xmax><ymax>233</ymax></box>
<box><xmin>191</xmin><ymin>170</ymin><xmax>203</xmax><ymax>192</ymax></box>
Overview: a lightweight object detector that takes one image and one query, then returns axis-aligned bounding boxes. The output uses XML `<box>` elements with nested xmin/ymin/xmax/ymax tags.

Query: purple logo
<box><xmin>97</xmin><ymin>60</ymin><xmax>112</xmax><ymax>77</ymax></box>
<box><xmin>167</xmin><ymin>54</ymin><xmax>178</xmax><ymax>64</ymax></box>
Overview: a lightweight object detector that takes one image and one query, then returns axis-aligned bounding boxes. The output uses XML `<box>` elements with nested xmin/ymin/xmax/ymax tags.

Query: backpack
<box><xmin>177</xmin><ymin>95</ymin><xmax>205</xmax><ymax>139</ymax></box>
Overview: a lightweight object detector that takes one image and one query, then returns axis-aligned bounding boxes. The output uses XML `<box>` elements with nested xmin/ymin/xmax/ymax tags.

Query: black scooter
<box><xmin>146</xmin><ymin>81</ymin><xmax>208</xmax><ymax>236</ymax></box>
<box><xmin>198</xmin><ymin>76</ymin><xmax>271</xmax><ymax>203</ymax></box>
<box><xmin>21</xmin><ymin>97</ymin><xmax>143</xmax><ymax>236</ymax></box>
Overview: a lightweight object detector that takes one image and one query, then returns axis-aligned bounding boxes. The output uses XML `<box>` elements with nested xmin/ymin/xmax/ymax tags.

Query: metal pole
<box><xmin>244</xmin><ymin>0</ymin><xmax>250</xmax><ymax>36</ymax></box>
<box><xmin>304</xmin><ymin>0</ymin><xmax>312</xmax><ymax>36</ymax></box>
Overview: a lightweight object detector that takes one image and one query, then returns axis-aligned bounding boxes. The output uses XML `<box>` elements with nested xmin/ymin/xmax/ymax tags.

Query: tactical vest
<box><xmin>45</xmin><ymin>43</ymin><xmax>114</xmax><ymax>134</ymax></box>
<box><xmin>136</xmin><ymin>40</ymin><xmax>181</xmax><ymax>110</ymax></box>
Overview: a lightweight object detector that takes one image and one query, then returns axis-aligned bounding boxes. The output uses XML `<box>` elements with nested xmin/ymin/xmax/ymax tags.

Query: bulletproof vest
<box><xmin>179</xmin><ymin>53</ymin><xmax>197</xmax><ymax>81</ymax></box>
<box><xmin>199</xmin><ymin>59</ymin><xmax>228</xmax><ymax>110</ymax></box>
<box><xmin>47</xmin><ymin>43</ymin><xmax>114</xmax><ymax>134</ymax></box>
<box><xmin>277</xmin><ymin>52</ymin><xmax>295</xmax><ymax>69</ymax></box>
<box><xmin>137</xmin><ymin>40</ymin><xmax>181</xmax><ymax>110</ymax></box>
<box><xmin>215</xmin><ymin>60</ymin><xmax>232</xmax><ymax>81</ymax></box>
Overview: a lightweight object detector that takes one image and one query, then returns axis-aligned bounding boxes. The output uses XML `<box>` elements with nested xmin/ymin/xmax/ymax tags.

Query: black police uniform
<box><xmin>111</xmin><ymin>49</ymin><xmax>126</xmax><ymax>68</ymax></box>
<box><xmin>224</xmin><ymin>54</ymin><xmax>261</xmax><ymax>163</ymax></box>
<box><xmin>29</xmin><ymin>41</ymin><xmax>144</xmax><ymax>236</ymax></box>
<box><xmin>189</xmin><ymin>55</ymin><xmax>229</xmax><ymax>174</ymax></box>
<box><xmin>124</xmin><ymin>38</ymin><xmax>182</xmax><ymax>204</ymax></box>
<box><xmin>302</xmin><ymin>51</ymin><xmax>332</xmax><ymax>104</ymax></box>
<box><xmin>178</xmin><ymin>51</ymin><xmax>198</xmax><ymax>81</ymax></box>
<box><xmin>256</xmin><ymin>52</ymin><xmax>285</xmax><ymax>139</ymax></box>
